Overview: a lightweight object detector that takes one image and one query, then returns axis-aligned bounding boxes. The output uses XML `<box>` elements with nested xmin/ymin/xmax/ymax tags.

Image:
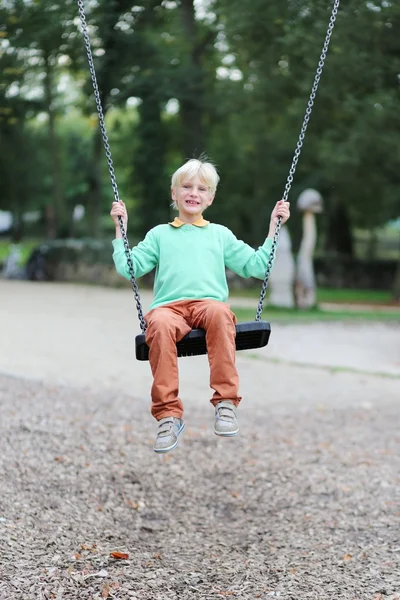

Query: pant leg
<box><xmin>190</xmin><ymin>300</ymin><xmax>241</xmax><ymax>407</ymax></box>
<box><xmin>145</xmin><ymin>303</ymin><xmax>191</xmax><ymax>420</ymax></box>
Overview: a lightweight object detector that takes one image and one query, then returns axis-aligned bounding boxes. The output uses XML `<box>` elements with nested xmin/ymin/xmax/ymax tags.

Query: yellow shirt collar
<box><xmin>169</xmin><ymin>216</ymin><xmax>210</xmax><ymax>228</ymax></box>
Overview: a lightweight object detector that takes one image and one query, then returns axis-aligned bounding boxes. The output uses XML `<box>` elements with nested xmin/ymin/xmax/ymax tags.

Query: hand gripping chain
<box><xmin>77</xmin><ymin>0</ymin><xmax>147</xmax><ymax>333</ymax></box>
<box><xmin>255</xmin><ymin>0</ymin><xmax>340</xmax><ymax>321</ymax></box>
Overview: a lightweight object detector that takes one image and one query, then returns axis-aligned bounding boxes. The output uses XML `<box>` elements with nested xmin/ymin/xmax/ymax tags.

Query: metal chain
<box><xmin>77</xmin><ymin>0</ymin><xmax>147</xmax><ymax>333</ymax></box>
<box><xmin>255</xmin><ymin>0</ymin><xmax>340</xmax><ymax>321</ymax></box>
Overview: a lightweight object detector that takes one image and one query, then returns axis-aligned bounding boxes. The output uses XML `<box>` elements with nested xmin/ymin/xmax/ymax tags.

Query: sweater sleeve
<box><xmin>112</xmin><ymin>228</ymin><xmax>159</xmax><ymax>280</ymax></box>
<box><xmin>223</xmin><ymin>228</ymin><xmax>275</xmax><ymax>279</ymax></box>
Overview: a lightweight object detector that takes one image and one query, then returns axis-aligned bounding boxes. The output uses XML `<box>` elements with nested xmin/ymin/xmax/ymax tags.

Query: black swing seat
<box><xmin>135</xmin><ymin>320</ymin><xmax>271</xmax><ymax>361</ymax></box>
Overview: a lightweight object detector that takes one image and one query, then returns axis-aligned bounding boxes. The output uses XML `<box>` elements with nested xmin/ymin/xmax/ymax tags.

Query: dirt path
<box><xmin>1</xmin><ymin>280</ymin><xmax>399</xmax><ymax>396</ymax></box>
<box><xmin>0</xmin><ymin>281</ymin><xmax>399</xmax><ymax>599</ymax></box>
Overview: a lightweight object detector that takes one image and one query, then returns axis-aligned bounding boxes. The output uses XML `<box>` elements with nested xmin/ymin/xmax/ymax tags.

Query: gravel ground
<box><xmin>0</xmin><ymin>281</ymin><xmax>399</xmax><ymax>600</ymax></box>
<box><xmin>0</xmin><ymin>376</ymin><xmax>399</xmax><ymax>600</ymax></box>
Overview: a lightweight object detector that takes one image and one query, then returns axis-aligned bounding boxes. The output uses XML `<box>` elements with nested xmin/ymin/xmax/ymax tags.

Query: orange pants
<box><xmin>145</xmin><ymin>299</ymin><xmax>242</xmax><ymax>420</ymax></box>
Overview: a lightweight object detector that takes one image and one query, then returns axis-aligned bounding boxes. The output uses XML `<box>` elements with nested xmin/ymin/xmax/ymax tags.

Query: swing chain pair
<box><xmin>78</xmin><ymin>0</ymin><xmax>339</xmax><ymax>329</ymax></box>
<box><xmin>77</xmin><ymin>0</ymin><xmax>147</xmax><ymax>334</ymax></box>
<box><xmin>255</xmin><ymin>0</ymin><xmax>340</xmax><ymax>321</ymax></box>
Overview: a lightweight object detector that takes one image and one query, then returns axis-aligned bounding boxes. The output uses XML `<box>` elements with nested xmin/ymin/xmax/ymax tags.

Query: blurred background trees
<box><xmin>0</xmin><ymin>0</ymin><xmax>399</xmax><ymax>292</ymax></box>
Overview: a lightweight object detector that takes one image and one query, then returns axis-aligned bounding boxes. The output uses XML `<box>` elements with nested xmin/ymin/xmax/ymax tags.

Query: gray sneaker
<box><xmin>214</xmin><ymin>401</ymin><xmax>239</xmax><ymax>437</ymax></box>
<box><xmin>153</xmin><ymin>417</ymin><xmax>185</xmax><ymax>454</ymax></box>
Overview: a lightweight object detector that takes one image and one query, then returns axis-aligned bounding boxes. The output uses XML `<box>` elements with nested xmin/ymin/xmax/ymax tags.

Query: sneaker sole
<box><xmin>214</xmin><ymin>427</ymin><xmax>239</xmax><ymax>437</ymax></box>
<box><xmin>153</xmin><ymin>423</ymin><xmax>186</xmax><ymax>454</ymax></box>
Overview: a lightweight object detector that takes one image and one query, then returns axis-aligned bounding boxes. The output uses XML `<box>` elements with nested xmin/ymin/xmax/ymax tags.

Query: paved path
<box><xmin>0</xmin><ymin>280</ymin><xmax>399</xmax><ymax>409</ymax></box>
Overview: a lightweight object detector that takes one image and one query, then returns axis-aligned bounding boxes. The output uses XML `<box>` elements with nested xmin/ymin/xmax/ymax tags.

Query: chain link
<box><xmin>255</xmin><ymin>0</ymin><xmax>340</xmax><ymax>321</ymax></box>
<box><xmin>77</xmin><ymin>0</ymin><xmax>147</xmax><ymax>333</ymax></box>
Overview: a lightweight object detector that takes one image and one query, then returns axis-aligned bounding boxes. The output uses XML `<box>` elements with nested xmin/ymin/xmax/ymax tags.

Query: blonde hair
<box><xmin>171</xmin><ymin>158</ymin><xmax>219</xmax><ymax>210</ymax></box>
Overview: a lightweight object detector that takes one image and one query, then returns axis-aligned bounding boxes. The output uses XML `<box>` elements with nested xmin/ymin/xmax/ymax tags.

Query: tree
<box><xmin>0</xmin><ymin>13</ymin><xmax>46</xmax><ymax>233</ymax></box>
<box><xmin>1</xmin><ymin>0</ymin><xmax>81</xmax><ymax>237</ymax></box>
<box><xmin>212</xmin><ymin>0</ymin><xmax>400</xmax><ymax>247</ymax></box>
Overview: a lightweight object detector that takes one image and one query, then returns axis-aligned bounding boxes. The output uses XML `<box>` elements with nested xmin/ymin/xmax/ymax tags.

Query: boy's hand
<box><xmin>110</xmin><ymin>201</ymin><xmax>128</xmax><ymax>229</ymax></box>
<box><xmin>268</xmin><ymin>200</ymin><xmax>290</xmax><ymax>238</ymax></box>
<box><xmin>270</xmin><ymin>200</ymin><xmax>290</xmax><ymax>226</ymax></box>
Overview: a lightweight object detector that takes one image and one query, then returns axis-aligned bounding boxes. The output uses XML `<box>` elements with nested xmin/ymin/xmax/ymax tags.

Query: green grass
<box><xmin>231</xmin><ymin>305</ymin><xmax>400</xmax><ymax>324</ymax></box>
<box><xmin>316</xmin><ymin>288</ymin><xmax>393</xmax><ymax>304</ymax></box>
<box><xmin>0</xmin><ymin>239</ymin><xmax>39</xmax><ymax>265</ymax></box>
<box><xmin>230</xmin><ymin>286</ymin><xmax>394</xmax><ymax>305</ymax></box>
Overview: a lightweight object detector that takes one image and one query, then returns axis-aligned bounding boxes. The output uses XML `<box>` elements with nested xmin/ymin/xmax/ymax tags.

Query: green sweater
<box><xmin>112</xmin><ymin>223</ymin><xmax>274</xmax><ymax>310</ymax></box>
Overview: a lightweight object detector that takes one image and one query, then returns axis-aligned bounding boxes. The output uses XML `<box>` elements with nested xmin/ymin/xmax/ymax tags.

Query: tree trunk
<box><xmin>325</xmin><ymin>197</ymin><xmax>354</xmax><ymax>256</ymax></box>
<box><xmin>44</xmin><ymin>205</ymin><xmax>57</xmax><ymax>240</ymax></box>
<box><xmin>7</xmin><ymin>129</ymin><xmax>24</xmax><ymax>239</ymax></box>
<box><xmin>179</xmin><ymin>0</ymin><xmax>208</xmax><ymax>157</ymax></box>
<box><xmin>393</xmin><ymin>256</ymin><xmax>400</xmax><ymax>303</ymax></box>
<box><xmin>43</xmin><ymin>54</ymin><xmax>65</xmax><ymax>239</ymax></box>
<box><xmin>134</xmin><ymin>95</ymin><xmax>169</xmax><ymax>235</ymax></box>
<box><xmin>366</xmin><ymin>228</ymin><xmax>378</xmax><ymax>260</ymax></box>
<box><xmin>86</xmin><ymin>128</ymin><xmax>103</xmax><ymax>238</ymax></box>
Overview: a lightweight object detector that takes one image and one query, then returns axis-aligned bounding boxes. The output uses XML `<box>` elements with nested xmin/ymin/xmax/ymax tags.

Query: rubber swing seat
<box><xmin>135</xmin><ymin>320</ymin><xmax>271</xmax><ymax>361</ymax></box>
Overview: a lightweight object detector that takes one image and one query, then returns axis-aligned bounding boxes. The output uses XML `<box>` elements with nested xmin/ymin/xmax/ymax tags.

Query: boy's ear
<box><xmin>171</xmin><ymin>187</ymin><xmax>176</xmax><ymax>200</ymax></box>
<box><xmin>208</xmin><ymin>194</ymin><xmax>215</xmax><ymax>207</ymax></box>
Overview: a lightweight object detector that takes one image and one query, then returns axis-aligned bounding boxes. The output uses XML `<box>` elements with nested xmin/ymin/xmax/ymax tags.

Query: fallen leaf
<box><xmin>110</xmin><ymin>551</ymin><xmax>129</xmax><ymax>560</ymax></box>
<box><xmin>81</xmin><ymin>543</ymin><xmax>97</xmax><ymax>552</ymax></box>
<box><xmin>342</xmin><ymin>553</ymin><xmax>352</xmax><ymax>561</ymax></box>
<box><xmin>125</xmin><ymin>499</ymin><xmax>139</xmax><ymax>509</ymax></box>
<box><xmin>101</xmin><ymin>584</ymin><xmax>111</xmax><ymax>598</ymax></box>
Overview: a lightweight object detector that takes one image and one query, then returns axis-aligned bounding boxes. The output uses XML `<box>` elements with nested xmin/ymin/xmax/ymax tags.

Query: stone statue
<box><xmin>295</xmin><ymin>188</ymin><xmax>323</xmax><ymax>309</ymax></box>
<box><xmin>268</xmin><ymin>225</ymin><xmax>295</xmax><ymax>308</ymax></box>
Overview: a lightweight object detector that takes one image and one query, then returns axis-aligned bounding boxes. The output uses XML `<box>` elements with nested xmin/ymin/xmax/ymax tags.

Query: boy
<box><xmin>110</xmin><ymin>158</ymin><xmax>290</xmax><ymax>454</ymax></box>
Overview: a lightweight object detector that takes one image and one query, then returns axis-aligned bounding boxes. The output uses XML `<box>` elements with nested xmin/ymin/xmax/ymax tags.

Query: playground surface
<box><xmin>0</xmin><ymin>280</ymin><xmax>399</xmax><ymax>600</ymax></box>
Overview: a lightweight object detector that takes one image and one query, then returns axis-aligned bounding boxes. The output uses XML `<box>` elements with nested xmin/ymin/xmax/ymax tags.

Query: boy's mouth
<box><xmin>185</xmin><ymin>200</ymin><xmax>200</xmax><ymax>206</ymax></box>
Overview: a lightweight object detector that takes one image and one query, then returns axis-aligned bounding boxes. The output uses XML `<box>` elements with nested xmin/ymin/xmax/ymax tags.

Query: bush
<box><xmin>24</xmin><ymin>239</ymin><xmax>398</xmax><ymax>293</ymax></box>
<box><xmin>314</xmin><ymin>256</ymin><xmax>398</xmax><ymax>290</ymax></box>
<box><xmin>26</xmin><ymin>238</ymin><xmax>125</xmax><ymax>286</ymax></box>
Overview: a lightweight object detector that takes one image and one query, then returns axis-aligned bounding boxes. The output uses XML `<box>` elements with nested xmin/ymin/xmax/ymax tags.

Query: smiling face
<box><xmin>171</xmin><ymin>174</ymin><xmax>215</xmax><ymax>223</ymax></box>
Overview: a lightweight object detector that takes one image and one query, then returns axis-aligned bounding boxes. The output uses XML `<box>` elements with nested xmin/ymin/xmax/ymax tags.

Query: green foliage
<box><xmin>0</xmin><ymin>239</ymin><xmax>38</xmax><ymax>266</ymax></box>
<box><xmin>0</xmin><ymin>0</ymin><xmax>398</xmax><ymax>281</ymax></box>
<box><xmin>211</xmin><ymin>0</ymin><xmax>400</xmax><ymax>245</ymax></box>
